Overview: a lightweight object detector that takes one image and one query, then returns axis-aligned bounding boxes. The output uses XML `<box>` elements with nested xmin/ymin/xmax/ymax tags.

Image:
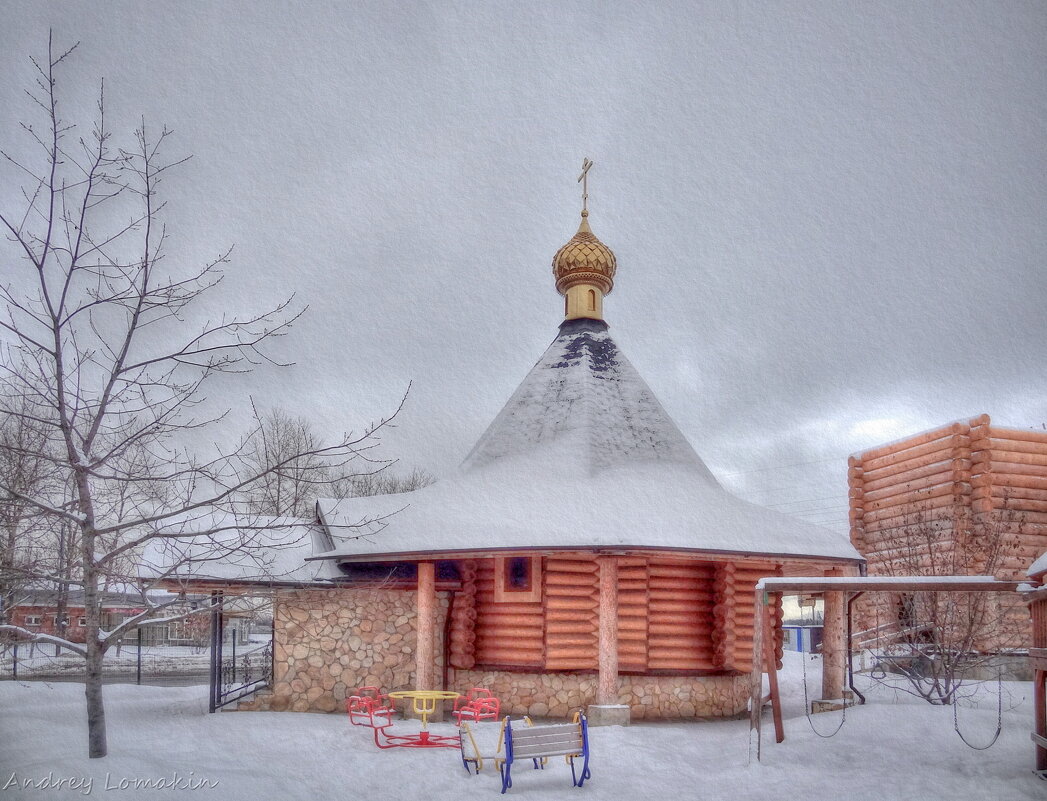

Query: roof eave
<box><xmin>306</xmin><ymin>543</ymin><xmax>864</xmax><ymax>566</ymax></box>
<box><xmin>153</xmin><ymin>576</ymin><xmax>335</xmax><ymax>593</ymax></box>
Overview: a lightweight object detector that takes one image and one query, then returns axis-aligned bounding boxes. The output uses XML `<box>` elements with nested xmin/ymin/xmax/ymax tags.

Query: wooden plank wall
<box><xmin>1033</xmin><ymin>598</ymin><xmax>1047</xmax><ymax>650</ymax></box>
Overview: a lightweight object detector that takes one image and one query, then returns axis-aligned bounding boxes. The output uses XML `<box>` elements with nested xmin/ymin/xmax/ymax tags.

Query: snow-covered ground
<box><xmin>0</xmin><ymin>653</ymin><xmax>1042</xmax><ymax>800</ymax></box>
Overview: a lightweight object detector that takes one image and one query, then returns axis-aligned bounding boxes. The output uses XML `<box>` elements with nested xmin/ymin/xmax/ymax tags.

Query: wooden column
<box><xmin>596</xmin><ymin>556</ymin><xmax>619</xmax><ymax>706</ymax></box>
<box><xmin>821</xmin><ymin>568</ymin><xmax>846</xmax><ymax>702</ymax></box>
<box><xmin>416</xmin><ymin>561</ymin><xmax>436</xmax><ymax>691</ymax></box>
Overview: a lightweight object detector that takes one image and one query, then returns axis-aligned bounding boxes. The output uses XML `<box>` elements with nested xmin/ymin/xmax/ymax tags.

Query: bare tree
<box><xmin>858</xmin><ymin>506</ymin><xmax>1025</xmax><ymax>704</ymax></box>
<box><xmin>338</xmin><ymin>465</ymin><xmax>435</xmax><ymax>498</ymax></box>
<box><xmin>237</xmin><ymin>408</ymin><xmax>328</xmax><ymax>517</ymax></box>
<box><xmin>0</xmin><ymin>36</ymin><xmax>399</xmax><ymax>757</ymax></box>
<box><xmin>236</xmin><ymin>407</ymin><xmax>434</xmax><ymax>516</ymax></box>
<box><xmin>236</xmin><ymin>407</ymin><xmax>366</xmax><ymax>517</ymax></box>
<box><xmin>0</xmin><ymin>396</ymin><xmax>59</xmax><ymax>641</ymax></box>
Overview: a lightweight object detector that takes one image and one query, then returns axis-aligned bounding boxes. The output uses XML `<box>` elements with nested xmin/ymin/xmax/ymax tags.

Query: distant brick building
<box><xmin>848</xmin><ymin>414</ymin><xmax>1047</xmax><ymax>651</ymax></box>
<box><xmin>5</xmin><ymin>590</ymin><xmax>145</xmax><ymax>644</ymax></box>
<box><xmin>4</xmin><ymin>590</ymin><xmax>250</xmax><ymax>646</ymax></box>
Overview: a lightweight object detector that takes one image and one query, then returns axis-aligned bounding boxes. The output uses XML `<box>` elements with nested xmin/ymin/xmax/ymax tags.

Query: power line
<box><xmin>766</xmin><ymin>495</ymin><xmax>846</xmax><ymax>507</ymax></box>
<box><xmin>717</xmin><ymin>454</ymin><xmax>848</xmax><ymax>478</ymax></box>
<box><xmin>724</xmin><ymin>477</ymin><xmax>847</xmax><ymax>497</ymax></box>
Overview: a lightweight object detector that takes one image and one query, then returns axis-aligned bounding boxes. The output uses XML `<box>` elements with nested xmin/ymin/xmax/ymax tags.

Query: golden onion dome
<box><xmin>552</xmin><ymin>210</ymin><xmax>617</xmax><ymax>296</ymax></box>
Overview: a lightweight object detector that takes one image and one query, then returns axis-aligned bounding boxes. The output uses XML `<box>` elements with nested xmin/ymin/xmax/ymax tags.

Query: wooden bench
<box><xmin>499</xmin><ymin>716</ymin><xmax>590</xmax><ymax>793</ymax></box>
<box><xmin>459</xmin><ymin>717</ymin><xmax>520</xmax><ymax>775</ymax></box>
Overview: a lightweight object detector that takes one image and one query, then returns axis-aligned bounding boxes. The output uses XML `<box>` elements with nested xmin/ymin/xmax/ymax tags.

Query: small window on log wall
<box><xmin>494</xmin><ymin>555</ymin><xmax>542</xmax><ymax>603</ymax></box>
<box><xmin>506</xmin><ymin>557</ymin><xmax>531</xmax><ymax>590</ymax></box>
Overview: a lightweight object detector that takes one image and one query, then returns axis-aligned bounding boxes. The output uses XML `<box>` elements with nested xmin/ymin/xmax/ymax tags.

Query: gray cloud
<box><xmin>2</xmin><ymin>1</ymin><xmax>1045</xmax><ymax>539</ymax></box>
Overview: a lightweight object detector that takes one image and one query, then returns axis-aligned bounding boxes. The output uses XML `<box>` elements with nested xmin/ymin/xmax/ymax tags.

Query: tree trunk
<box><xmin>84</xmin><ymin>633</ymin><xmax>107</xmax><ymax>758</ymax></box>
<box><xmin>54</xmin><ymin>533</ymin><xmax>68</xmax><ymax>656</ymax></box>
<box><xmin>80</xmin><ymin>521</ymin><xmax>108</xmax><ymax>758</ymax></box>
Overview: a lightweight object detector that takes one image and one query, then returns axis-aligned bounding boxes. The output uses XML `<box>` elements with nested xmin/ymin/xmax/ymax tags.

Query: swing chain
<box><xmin>801</xmin><ymin>649</ymin><xmax>846</xmax><ymax>738</ymax></box>
<box><xmin>952</xmin><ymin>665</ymin><xmax>1003</xmax><ymax>751</ymax></box>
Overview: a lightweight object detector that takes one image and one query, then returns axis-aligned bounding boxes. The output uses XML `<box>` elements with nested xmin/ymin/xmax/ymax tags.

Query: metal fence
<box><xmin>211</xmin><ymin>641</ymin><xmax>273</xmax><ymax>710</ymax></box>
<box><xmin>3</xmin><ymin>597</ymin><xmax>274</xmax><ymax>702</ymax></box>
<box><xmin>1</xmin><ymin>638</ymin><xmax>213</xmax><ymax>685</ymax></box>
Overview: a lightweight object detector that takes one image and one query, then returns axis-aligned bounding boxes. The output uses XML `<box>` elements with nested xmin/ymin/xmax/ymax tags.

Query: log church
<box><xmin>177</xmin><ymin>167</ymin><xmax>862</xmax><ymax>721</ymax></box>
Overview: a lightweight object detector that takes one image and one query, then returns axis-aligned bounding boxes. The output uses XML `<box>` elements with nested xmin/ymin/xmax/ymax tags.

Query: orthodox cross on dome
<box><xmin>577</xmin><ymin>157</ymin><xmax>593</xmax><ymax>215</ymax></box>
<box><xmin>553</xmin><ymin>157</ymin><xmax>617</xmax><ymax>321</ymax></box>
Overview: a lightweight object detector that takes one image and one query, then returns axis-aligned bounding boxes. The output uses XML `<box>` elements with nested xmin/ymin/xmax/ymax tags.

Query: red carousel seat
<box><xmin>453</xmin><ymin>688</ymin><xmax>501</xmax><ymax>725</ymax></box>
<box><xmin>346</xmin><ymin>686</ymin><xmax>396</xmax><ymax>726</ymax></box>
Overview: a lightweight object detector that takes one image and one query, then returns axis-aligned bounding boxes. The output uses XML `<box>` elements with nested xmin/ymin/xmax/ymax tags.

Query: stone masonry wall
<box><xmin>241</xmin><ymin>587</ymin><xmax>747</xmax><ymax>718</ymax></box>
<box><xmin>450</xmin><ymin>668</ymin><xmax>749</xmax><ymax>720</ymax></box>
<box><xmin>242</xmin><ymin>588</ymin><xmax>448</xmax><ymax>713</ymax></box>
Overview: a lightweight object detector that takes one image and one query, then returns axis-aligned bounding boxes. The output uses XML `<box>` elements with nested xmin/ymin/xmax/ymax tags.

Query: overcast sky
<box><xmin>3</xmin><ymin>1</ymin><xmax>1045</xmax><ymax>536</ymax></box>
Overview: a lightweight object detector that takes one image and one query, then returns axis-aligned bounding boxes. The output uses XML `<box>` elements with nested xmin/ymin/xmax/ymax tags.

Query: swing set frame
<box><xmin>749</xmin><ymin>575</ymin><xmax>1020</xmax><ymax>761</ymax></box>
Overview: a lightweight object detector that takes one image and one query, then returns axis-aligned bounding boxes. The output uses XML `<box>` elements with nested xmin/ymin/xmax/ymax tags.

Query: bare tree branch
<box><xmin>0</xmin><ymin>37</ymin><xmax>410</xmax><ymax>759</ymax></box>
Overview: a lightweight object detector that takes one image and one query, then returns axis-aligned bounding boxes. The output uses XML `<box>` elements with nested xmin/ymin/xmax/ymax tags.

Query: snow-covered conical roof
<box><xmin>461</xmin><ymin>318</ymin><xmax>719</xmax><ymax>483</ymax></box>
<box><xmin>313</xmin><ymin>318</ymin><xmax>859</xmax><ymax>564</ymax></box>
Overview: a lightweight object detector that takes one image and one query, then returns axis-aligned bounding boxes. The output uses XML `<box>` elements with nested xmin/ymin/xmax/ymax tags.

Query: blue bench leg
<box><xmin>569</xmin><ymin>754</ymin><xmax>591</xmax><ymax>787</ymax></box>
<box><xmin>500</xmin><ymin>762</ymin><xmax>512</xmax><ymax>794</ymax></box>
<box><xmin>459</xmin><ymin>733</ymin><xmax>471</xmax><ymax>774</ymax></box>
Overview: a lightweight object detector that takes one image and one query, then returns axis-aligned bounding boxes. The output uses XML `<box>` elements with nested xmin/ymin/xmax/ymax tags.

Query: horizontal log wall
<box><xmin>849</xmin><ymin>415</ymin><xmax>1047</xmax><ymax>650</ymax></box>
<box><xmin>470</xmin><ymin>554</ymin><xmax>785</xmax><ymax>674</ymax></box>
<box><xmin>544</xmin><ymin>556</ymin><xmax>599</xmax><ymax>671</ymax></box>
<box><xmin>616</xmin><ymin>558</ymin><xmax>648</xmax><ymax>672</ymax></box>
<box><xmin>647</xmin><ymin>559</ymin><xmax>716</xmax><ymax>671</ymax></box>
<box><xmin>474</xmin><ymin>559</ymin><xmax>544</xmax><ymax>667</ymax></box>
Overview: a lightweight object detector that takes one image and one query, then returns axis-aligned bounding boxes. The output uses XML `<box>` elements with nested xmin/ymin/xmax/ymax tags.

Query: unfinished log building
<box><xmin>849</xmin><ymin>414</ymin><xmax>1047</xmax><ymax>651</ymax></box>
